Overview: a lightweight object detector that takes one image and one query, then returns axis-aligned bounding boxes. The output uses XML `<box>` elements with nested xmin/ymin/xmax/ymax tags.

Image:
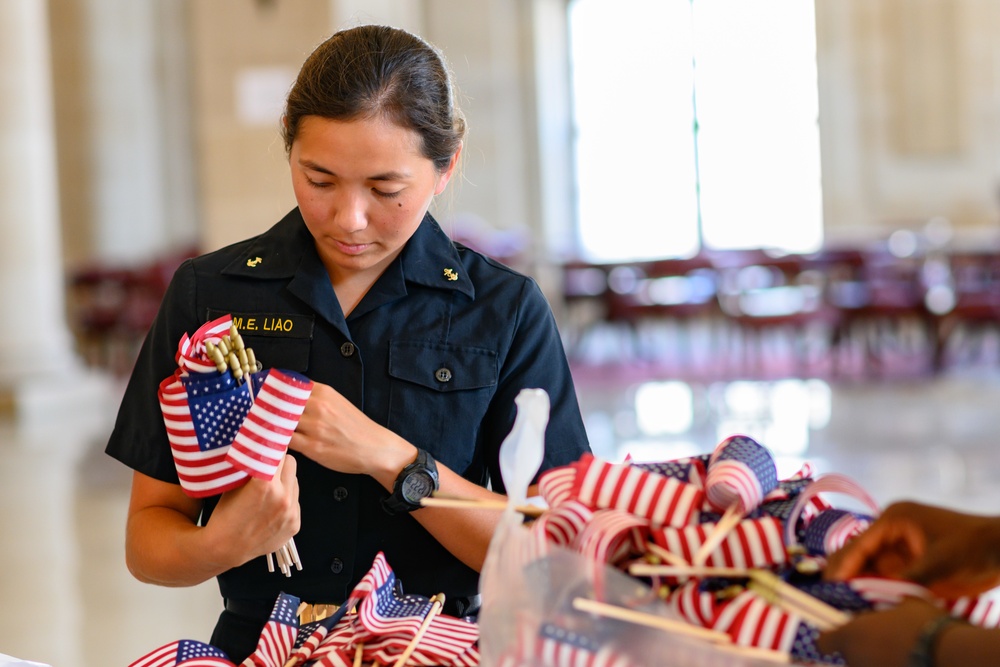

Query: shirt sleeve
<box><xmin>104</xmin><ymin>260</ymin><xmax>202</xmax><ymax>482</ymax></box>
<box><xmin>480</xmin><ymin>276</ymin><xmax>591</xmax><ymax>494</ymax></box>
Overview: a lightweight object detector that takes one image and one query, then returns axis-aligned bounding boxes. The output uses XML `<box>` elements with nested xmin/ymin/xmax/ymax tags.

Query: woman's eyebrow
<box><xmin>299</xmin><ymin>159</ymin><xmax>408</xmax><ymax>182</ymax></box>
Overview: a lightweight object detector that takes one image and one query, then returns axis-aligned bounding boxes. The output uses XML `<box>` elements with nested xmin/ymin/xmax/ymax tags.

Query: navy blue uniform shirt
<box><xmin>106</xmin><ymin>208</ymin><xmax>590</xmax><ymax>616</ymax></box>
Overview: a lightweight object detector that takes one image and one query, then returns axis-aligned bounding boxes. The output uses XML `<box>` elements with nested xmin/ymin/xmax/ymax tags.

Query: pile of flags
<box><xmin>482</xmin><ymin>434</ymin><xmax>1000</xmax><ymax>665</ymax></box>
<box><xmin>128</xmin><ymin>552</ymin><xmax>480</xmax><ymax>667</ymax></box>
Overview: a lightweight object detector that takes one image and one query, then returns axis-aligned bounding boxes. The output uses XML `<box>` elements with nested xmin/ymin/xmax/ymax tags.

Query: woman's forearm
<box><xmin>125</xmin><ymin>505</ymin><xmax>237</xmax><ymax>587</ymax></box>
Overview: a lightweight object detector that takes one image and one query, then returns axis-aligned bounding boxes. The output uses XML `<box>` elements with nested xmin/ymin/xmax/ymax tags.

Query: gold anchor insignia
<box><xmin>443</xmin><ymin>268</ymin><xmax>458</xmax><ymax>281</ymax></box>
<box><xmin>246</xmin><ymin>257</ymin><xmax>263</xmax><ymax>267</ymax></box>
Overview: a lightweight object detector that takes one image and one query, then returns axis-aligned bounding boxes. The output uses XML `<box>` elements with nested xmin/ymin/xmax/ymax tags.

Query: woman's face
<box><xmin>289</xmin><ymin>115</ymin><xmax>457</xmax><ymax>283</ymax></box>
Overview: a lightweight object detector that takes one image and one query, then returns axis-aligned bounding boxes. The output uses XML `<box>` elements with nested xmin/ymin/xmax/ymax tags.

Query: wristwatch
<box><xmin>381</xmin><ymin>448</ymin><xmax>439</xmax><ymax>514</ymax></box>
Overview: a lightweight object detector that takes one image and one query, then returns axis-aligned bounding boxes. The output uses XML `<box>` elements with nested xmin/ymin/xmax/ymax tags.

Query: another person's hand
<box><xmin>290</xmin><ymin>382</ymin><xmax>415</xmax><ymax>486</ymax></box>
<box><xmin>208</xmin><ymin>454</ymin><xmax>301</xmax><ymax>565</ymax></box>
<box><xmin>824</xmin><ymin>500</ymin><xmax>1000</xmax><ymax>598</ymax></box>
<box><xmin>817</xmin><ymin>597</ymin><xmax>946</xmax><ymax>667</ymax></box>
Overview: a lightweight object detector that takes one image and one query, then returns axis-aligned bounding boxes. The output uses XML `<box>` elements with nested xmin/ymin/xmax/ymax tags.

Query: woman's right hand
<box><xmin>124</xmin><ymin>455</ymin><xmax>300</xmax><ymax>586</ymax></box>
<box><xmin>207</xmin><ymin>454</ymin><xmax>301</xmax><ymax>565</ymax></box>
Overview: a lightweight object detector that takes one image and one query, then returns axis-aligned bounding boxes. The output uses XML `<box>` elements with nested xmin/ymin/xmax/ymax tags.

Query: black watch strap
<box><xmin>381</xmin><ymin>448</ymin><xmax>439</xmax><ymax>515</ymax></box>
<box><xmin>908</xmin><ymin>614</ymin><xmax>962</xmax><ymax>667</ymax></box>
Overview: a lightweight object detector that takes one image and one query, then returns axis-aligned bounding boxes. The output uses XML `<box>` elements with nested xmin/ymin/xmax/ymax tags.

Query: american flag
<box><xmin>713</xmin><ymin>590</ymin><xmax>845</xmax><ymax>664</ymax></box>
<box><xmin>283</xmin><ymin>606</ymin><xmax>352</xmax><ymax>666</ymax></box>
<box><xmin>801</xmin><ymin>509</ymin><xmax>873</xmax><ymax>556</ymax></box>
<box><xmin>226</xmin><ymin>369</ymin><xmax>313</xmax><ymax>480</ymax></box>
<box><xmin>669</xmin><ymin>580</ymin><xmax>723</xmax><ymax>628</ymax></box>
<box><xmin>176</xmin><ymin>315</ymin><xmax>235</xmax><ymax>373</ymax></box>
<box><xmin>158</xmin><ymin>372</ymin><xmax>248</xmax><ymax>497</ymax></box>
<box><xmin>572</xmin><ymin>508</ymin><xmax>649</xmax><ymax>566</ymax></box>
<box><xmin>497</xmin><ymin>622</ymin><xmax>634</xmax><ymax>667</ymax></box>
<box><xmin>948</xmin><ymin>589</ymin><xmax>1000</xmax><ymax>628</ymax></box>
<box><xmin>531</xmin><ymin>499</ymin><xmax>594</xmax><ymax>547</ymax></box>
<box><xmin>240</xmin><ymin>593</ymin><xmax>299</xmax><ymax>667</ymax></box>
<box><xmin>782</xmin><ymin>473</ymin><xmax>881</xmax><ymax>547</ymax></box>
<box><xmin>651</xmin><ymin>516</ymin><xmax>788</xmax><ymax>569</ymax></box>
<box><xmin>705</xmin><ymin>435</ymin><xmax>778</xmax><ymax>513</ymax></box>
<box><xmin>128</xmin><ymin>639</ymin><xmax>235</xmax><ymax>667</ymax></box>
<box><xmin>571</xmin><ymin>454</ymin><xmax>703</xmax><ymax>528</ymax></box>
<box><xmin>184</xmin><ymin>371</ymin><xmax>255</xmax><ymax>451</ymax></box>
<box><xmin>343</xmin><ymin>552</ymin><xmax>479</xmax><ymax>666</ymax></box>
<box><xmin>537</xmin><ymin>464</ymin><xmax>578</xmax><ymax>507</ymax></box>
<box><xmin>631</xmin><ymin>455</ymin><xmax>709</xmax><ymax>488</ymax></box>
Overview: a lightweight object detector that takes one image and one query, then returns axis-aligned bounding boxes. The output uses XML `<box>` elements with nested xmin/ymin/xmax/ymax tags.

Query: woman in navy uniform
<box><xmin>106</xmin><ymin>24</ymin><xmax>590</xmax><ymax>662</ymax></box>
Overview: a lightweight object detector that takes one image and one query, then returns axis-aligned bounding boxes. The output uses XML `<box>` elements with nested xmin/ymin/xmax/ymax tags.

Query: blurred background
<box><xmin>5</xmin><ymin>0</ymin><xmax>1000</xmax><ymax>664</ymax></box>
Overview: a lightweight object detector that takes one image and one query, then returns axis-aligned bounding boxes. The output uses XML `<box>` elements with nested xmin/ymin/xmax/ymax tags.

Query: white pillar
<box><xmin>0</xmin><ymin>0</ymin><xmax>111</xmax><ymax>421</ymax></box>
<box><xmin>0</xmin><ymin>0</ymin><xmax>79</xmax><ymax>383</ymax></box>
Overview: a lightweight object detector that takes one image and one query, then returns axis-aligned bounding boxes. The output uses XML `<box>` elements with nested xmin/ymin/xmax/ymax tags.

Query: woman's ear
<box><xmin>434</xmin><ymin>142</ymin><xmax>463</xmax><ymax>195</ymax></box>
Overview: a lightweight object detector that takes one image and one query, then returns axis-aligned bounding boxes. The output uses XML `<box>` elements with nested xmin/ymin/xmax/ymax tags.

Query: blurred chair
<box><xmin>711</xmin><ymin>248</ymin><xmax>844</xmax><ymax>376</ymax></box>
<box><xmin>827</xmin><ymin>243</ymin><xmax>935</xmax><ymax>376</ymax></box>
<box><xmin>68</xmin><ymin>246</ymin><xmax>198</xmax><ymax>374</ymax></box>
<box><xmin>930</xmin><ymin>249</ymin><xmax>1000</xmax><ymax>371</ymax></box>
<box><xmin>599</xmin><ymin>255</ymin><xmax>721</xmax><ymax>365</ymax></box>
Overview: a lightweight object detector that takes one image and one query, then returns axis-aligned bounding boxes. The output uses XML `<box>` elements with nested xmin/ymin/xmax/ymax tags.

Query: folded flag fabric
<box><xmin>571</xmin><ymin>454</ymin><xmax>703</xmax><ymax>528</ymax></box>
<box><xmin>496</xmin><ymin>620</ymin><xmax>634</xmax><ymax>667</ymax></box>
<box><xmin>157</xmin><ymin>315</ymin><xmax>313</xmax><ymax>497</ymax></box>
<box><xmin>240</xmin><ymin>592</ymin><xmax>299</xmax><ymax>667</ymax></box>
<box><xmin>801</xmin><ymin>508</ymin><xmax>874</xmax><ymax>556</ymax></box>
<box><xmin>128</xmin><ymin>639</ymin><xmax>235</xmax><ymax>667</ymax></box>
<box><xmin>536</xmin><ymin>464</ymin><xmax>578</xmax><ymax>507</ymax></box>
<box><xmin>651</xmin><ymin>515</ymin><xmax>787</xmax><ymax>570</ymax></box>
<box><xmin>226</xmin><ymin>369</ymin><xmax>313</xmax><ymax>479</ymax></box>
<box><xmin>705</xmin><ymin>435</ymin><xmax>778</xmax><ymax>514</ymax></box>
<box><xmin>159</xmin><ymin>371</ymin><xmax>249</xmax><ymax>497</ymax></box>
<box><xmin>348</xmin><ymin>552</ymin><xmax>480</xmax><ymax>666</ymax></box>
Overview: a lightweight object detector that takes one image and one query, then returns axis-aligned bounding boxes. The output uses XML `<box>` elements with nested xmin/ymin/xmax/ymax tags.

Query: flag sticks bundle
<box><xmin>747</xmin><ymin>570</ymin><xmax>850</xmax><ymax>631</ymax></box>
<box><xmin>210</xmin><ymin>324</ymin><xmax>301</xmax><ymax>576</ymax></box>
<box><xmin>159</xmin><ymin>315</ymin><xmax>314</xmax><ymax>578</ymax></box>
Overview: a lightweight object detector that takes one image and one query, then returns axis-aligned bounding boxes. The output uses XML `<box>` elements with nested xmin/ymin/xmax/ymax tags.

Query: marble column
<box><xmin>0</xmin><ymin>0</ymin><xmax>111</xmax><ymax>422</ymax></box>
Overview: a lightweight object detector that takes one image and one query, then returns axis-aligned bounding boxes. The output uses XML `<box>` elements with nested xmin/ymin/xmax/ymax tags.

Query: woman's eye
<box><xmin>307</xmin><ymin>178</ymin><xmax>331</xmax><ymax>189</ymax></box>
<box><xmin>373</xmin><ymin>188</ymin><xmax>402</xmax><ymax>199</ymax></box>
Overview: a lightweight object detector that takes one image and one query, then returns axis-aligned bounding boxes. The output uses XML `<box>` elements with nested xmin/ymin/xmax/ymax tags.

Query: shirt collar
<box><xmin>400</xmin><ymin>213</ymin><xmax>475</xmax><ymax>300</ymax></box>
<box><xmin>220</xmin><ymin>208</ymin><xmax>475</xmax><ymax>300</ymax></box>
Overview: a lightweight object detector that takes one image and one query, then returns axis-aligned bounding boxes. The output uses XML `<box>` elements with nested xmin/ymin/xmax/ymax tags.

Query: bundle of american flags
<box><xmin>158</xmin><ymin>314</ymin><xmax>314</xmax><ymax>575</ymax></box>
<box><xmin>480</xmin><ymin>434</ymin><xmax>1000</xmax><ymax>666</ymax></box>
<box><xmin>128</xmin><ymin>552</ymin><xmax>480</xmax><ymax>667</ymax></box>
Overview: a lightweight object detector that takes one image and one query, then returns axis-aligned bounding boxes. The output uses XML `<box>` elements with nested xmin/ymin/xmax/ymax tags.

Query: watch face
<box><xmin>401</xmin><ymin>472</ymin><xmax>436</xmax><ymax>504</ymax></box>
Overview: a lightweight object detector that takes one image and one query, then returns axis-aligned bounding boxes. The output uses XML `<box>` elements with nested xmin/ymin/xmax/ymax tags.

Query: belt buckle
<box><xmin>296</xmin><ymin>601</ymin><xmax>339</xmax><ymax>624</ymax></box>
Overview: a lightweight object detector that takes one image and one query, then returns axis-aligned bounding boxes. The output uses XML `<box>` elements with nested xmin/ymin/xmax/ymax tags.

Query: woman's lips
<box><xmin>335</xmin><ymin>240</ymin><xmax>370</xmax><ymax>255</ymax></box>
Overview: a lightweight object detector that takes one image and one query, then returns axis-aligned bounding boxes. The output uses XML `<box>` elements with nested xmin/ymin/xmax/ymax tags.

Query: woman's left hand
<box><xmin>288</xmin><ymin>382</ymin><xmax>414</xmax><ymax>486</ymax></box>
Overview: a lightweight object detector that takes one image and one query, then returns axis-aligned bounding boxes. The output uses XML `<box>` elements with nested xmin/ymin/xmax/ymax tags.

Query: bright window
<box><xmin>568</xmin><ymin>0</ymin><xmax>823</xmax><ymax>262</ymax></box>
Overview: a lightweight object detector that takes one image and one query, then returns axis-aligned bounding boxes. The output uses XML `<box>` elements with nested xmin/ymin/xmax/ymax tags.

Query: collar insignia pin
<box><xmin>443</xmin><ymin>268</ymin><xmax>458</xmax><ymax>281</ymax></box>
<box><xmin>246</xmin><ymin>257</ymin><xmax>263</xmax><ymax>267</ymax></box>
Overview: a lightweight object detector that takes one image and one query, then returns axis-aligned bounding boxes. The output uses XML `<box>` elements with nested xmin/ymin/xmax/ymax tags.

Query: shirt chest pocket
<box><xmin>387</xmin><ymin>340</ymin><xmax>498</xmax><ymax>473</ymax></box>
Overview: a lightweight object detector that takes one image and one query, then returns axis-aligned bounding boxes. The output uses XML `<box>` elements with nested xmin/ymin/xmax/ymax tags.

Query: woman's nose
<box><xmin>332</xmin><ymin>190</ymin><xmax>368</xmax><ymax>232</ymax></box>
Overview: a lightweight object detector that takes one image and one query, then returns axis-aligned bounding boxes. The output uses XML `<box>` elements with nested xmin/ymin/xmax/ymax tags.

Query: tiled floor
<box><xmin>3</xmin><ymin>361</ymin><xmax>1000</xmax><ymax>665</ymax></box>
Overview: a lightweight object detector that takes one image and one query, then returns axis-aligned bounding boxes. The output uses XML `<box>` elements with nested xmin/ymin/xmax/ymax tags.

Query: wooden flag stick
<box><xmin>747</xmin><ymin>571</ymin><xmax>850</xmax><ymax>630</ymax></box>
<box><xmin>692</xmin><ymin>503</ymin><xmax>742</xmax><ymax>566</ymax></box>
<box><xmin>572</xmin><ymin>597</ymin><xmax>731</xmax><ymax>644</ymax></box>
<box><xmin>645</xmin><ymin>541</ymin><xmax>689</xmax><ymax>567</ymax></box>
<box><xmin>391</xmin><ymin>593</ymin><xmax>445</xmax><ymax>667</ymax></box>
<box><xmin>629</xmin><ymin>564</ymin><xmax>751</xmax><ymax>579</ymax></box>
<box><xmin>352</xmin><ymin>643</ymin><xmax>364</xmax><ymax>667</ymax></box>
<box><xmin>420</xmin><ymin>496</ymin><xmax>546</xmax><ymax>517</ymax></box>
<box><xmin>713</xmin><ymin>642</ymin><xmax>791</xmax><ymax>664</ymax></box>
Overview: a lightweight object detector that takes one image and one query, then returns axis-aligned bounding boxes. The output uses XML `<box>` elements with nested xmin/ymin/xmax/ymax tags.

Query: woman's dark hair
<box><xmin>282</xmin><ymin>24</ymin><xmax>465</xmax><ymax>173</ymax></box>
